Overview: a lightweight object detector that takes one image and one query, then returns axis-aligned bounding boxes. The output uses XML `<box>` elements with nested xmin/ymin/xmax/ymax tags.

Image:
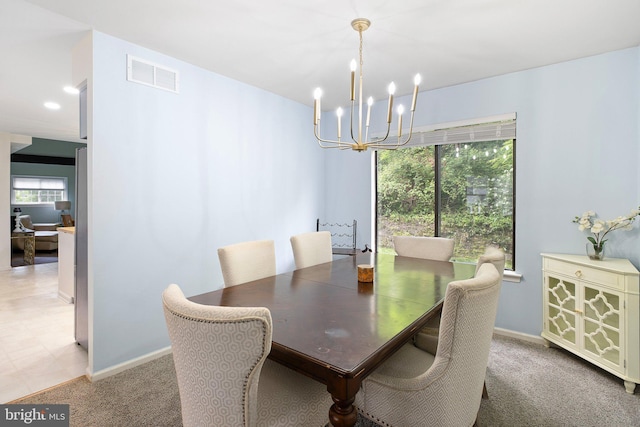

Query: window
<box><xmin>11</xmin><ymin>175</ymin><xmax>68</xmax><ymax>205</ymax></box>
<box><xmin>376</xmin><ymin>115</ymin><xmax>516</xmax><ymax>269</ymax></box>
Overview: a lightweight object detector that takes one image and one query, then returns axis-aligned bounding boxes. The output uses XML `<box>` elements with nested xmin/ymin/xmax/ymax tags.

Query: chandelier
<box><xmin>313</xmin><ymin>18</ymin><xmax>421</xmax><ymax>152</ymax></box>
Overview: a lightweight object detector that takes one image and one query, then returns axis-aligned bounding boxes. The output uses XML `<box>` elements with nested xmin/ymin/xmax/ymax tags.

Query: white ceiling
<box><xmin>2</xmin><ymin>0</ymin><xmax>640</xmax><ymax>143</ymax></box>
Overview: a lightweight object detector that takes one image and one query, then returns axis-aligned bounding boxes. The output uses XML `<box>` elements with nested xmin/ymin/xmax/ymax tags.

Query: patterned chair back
<box><xmin>162</xmin><ymin>284</ymin><xmax>272</xmax><ymax>427</ymax></box>
<box><xmin>475</xmin><ymin>245</ymin><xmax>506</xmax><ymax>277</ymax></box>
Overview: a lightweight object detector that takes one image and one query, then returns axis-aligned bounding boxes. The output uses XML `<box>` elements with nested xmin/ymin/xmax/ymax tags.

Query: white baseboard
<box><xmin>58</xmin><ymin>291</ymin><xmax>74</xmax><ymax>304</ymax></box>
<box><xmin>493</xmin><ymin>327</ymin><xmax>545</xmax><ymax>345</ymax></box>
<box><xmin>89</xmin><ymin>346</ymin><xmax>172</xmax><ymax>382</ymax></box>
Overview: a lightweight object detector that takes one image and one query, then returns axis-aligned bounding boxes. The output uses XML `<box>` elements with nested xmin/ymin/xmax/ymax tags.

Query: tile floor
<box><xmin>0</xmin><ymin>262</ymin><xmax>88</xmax><ymax>403</ymax></box>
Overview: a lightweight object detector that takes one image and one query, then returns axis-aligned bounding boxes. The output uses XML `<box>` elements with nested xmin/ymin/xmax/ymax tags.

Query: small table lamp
<box><xmin>13</xmin><ymin>207</ymin><xmax>23</xmax><ymax>232</ymax></box>
<box><xmin>54</xmin><ymin>201</ymin><xmax>71</xmax><ymax>224</ymax></box>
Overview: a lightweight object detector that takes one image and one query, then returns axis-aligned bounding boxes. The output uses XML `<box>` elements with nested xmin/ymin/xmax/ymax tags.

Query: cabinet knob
<box><xmin>574</xmin><ymin>309</ymin><xmax>583</xmax><ymax>314</ymax></box>
<box><xmin>575</xmin><ymin>270</ymin><xmax>583</xmax><ymax>278</ymax></box>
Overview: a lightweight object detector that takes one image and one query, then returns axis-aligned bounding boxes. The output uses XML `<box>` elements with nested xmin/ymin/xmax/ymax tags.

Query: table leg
<box><xmin>327</xmin><ymin>376</ymin><xmax>360</xmax><ymax>427</ymax></box>
<box><xmin>329</xmin><ymin>395</ymin><xmax>357</xmax><ymax>427</ymax></box>
<box><xmin>23</xmin><ymin>235</ymin><xmax>35</xmax><ymax>265</ymax></box>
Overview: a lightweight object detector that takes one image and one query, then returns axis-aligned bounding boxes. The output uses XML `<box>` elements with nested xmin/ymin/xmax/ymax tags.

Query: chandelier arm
<box><xmin>316</xmin><ymin>138</ymin><xmax>351</xmax><ymax>149</ymax></box>
<box><xmin>326</xmin><ymin>144</ymin><xmax>353</xmax><ymax>149</ymax></box>
<box><xmin>314</xmin><ymin>125</ymin><xmax>349</xmax><ymax>148</ymax></box>
<box><xmin>365</xmin><ymin>121</ymin><xmax>392</xmax><ymax>148</ymax></box>
<box><xmin>366</xmin><ymin>110</ymin><xmax>417</xmax><ymax>149</ymax></box>
<box><xmin>318</xmin><ymin>140</ymin><xmax>350</xmax><ymax>149</ymax></box>
<box><xmin>349</xmin><ymin>99</ymin><xmax>357</xmax><ymax>143</ymax></box>
<box><xmin>393</xmin><ymin>110</ymin><xmax>417</xmax><ymax>147</ymax></box>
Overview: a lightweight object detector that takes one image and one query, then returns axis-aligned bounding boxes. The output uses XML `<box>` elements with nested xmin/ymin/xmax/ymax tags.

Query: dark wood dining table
<box><xmin>189</xmin><ymin>252</ymin><xmax>476</xmax><ymax>427</ymax></box>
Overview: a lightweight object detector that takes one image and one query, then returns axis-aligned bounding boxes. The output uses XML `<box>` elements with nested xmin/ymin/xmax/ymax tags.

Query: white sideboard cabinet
<box><xmin>541</xmin><ymin>253</ymin><xmax>639</xmax><ymax>394</ymax></box>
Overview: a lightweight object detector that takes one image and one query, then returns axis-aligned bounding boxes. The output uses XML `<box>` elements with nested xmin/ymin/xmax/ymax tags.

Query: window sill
<box><xmin>456</xmin><ymin>260</ymin><xmax>522</xmax><ymax>283</ymax></box>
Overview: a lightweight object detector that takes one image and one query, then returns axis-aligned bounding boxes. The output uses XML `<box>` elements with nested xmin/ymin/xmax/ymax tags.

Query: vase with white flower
<box><xmin>573</xmin><ymin>207</ymin><xmax>640</xmax><ymax>260</ymax></box>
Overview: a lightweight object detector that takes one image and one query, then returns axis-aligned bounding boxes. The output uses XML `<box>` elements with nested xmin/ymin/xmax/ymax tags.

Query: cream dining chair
<box><xmin>414</xmin><ymin>246</ymin><xmax>505</xmax><ymax>400</ymax></box>
<box><xmin>392</xmin><ymin>235</ymin><xmax>455</xmax><ymax>261</ymax></box>
<box><xmin>354</xmin><ymin>262</ymin><xmax>503</xmax><ymax>427</ymax></box>
<box><xmin>162</xmin><ymin>284</ymin><xmax>331</xmax><ymax>427</ymax></box>
<box><xmin>290</xmin><ymin>231</ymin><xmax>333</xmax><ymax>269</ymax></box>
<box><xmin>392</xmin><ymin>235</ymin><xmax>455</xmax><ymax>354</ymax></box>
<box><xmin>414</xmin><ymin>246</ymin><xmax>505</xmax><ymax>354</ymax></box>
<box><xmin>217</xmin><ymin>239</ymin><xmax>276</xmax><ymax>287</ymax></box>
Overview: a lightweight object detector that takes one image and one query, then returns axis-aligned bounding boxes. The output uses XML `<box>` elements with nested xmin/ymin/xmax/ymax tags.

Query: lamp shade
<box><xmin>54</xmin><ymin>201</ymin><xmax>71</xmax><ymax>211</ymax></box>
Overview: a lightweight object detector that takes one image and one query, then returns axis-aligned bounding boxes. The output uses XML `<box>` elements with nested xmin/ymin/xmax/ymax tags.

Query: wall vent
<box><xmin>127</xmin><ymin>55</ymin><xmax>179</xmax><ymax>93</ymax></box>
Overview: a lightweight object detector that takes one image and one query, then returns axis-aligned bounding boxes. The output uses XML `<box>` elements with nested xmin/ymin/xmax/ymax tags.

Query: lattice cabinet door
<box><xmin>545</xmin><ymin>274</ymin><xmax>578</xmax><ymax>350</ymax></box>
<box><xmin>581</xmin><ymin>284</ymin><xmax>624</xmax><ymax>371</ymax></box>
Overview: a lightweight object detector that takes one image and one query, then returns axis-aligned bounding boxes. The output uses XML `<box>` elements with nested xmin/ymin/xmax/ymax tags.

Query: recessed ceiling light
<box><xmin>63</xmin><ymin>86</ymin><xmax>79</xmax><ymax>95</ymax></box>
<box><xmin>44</xmin><ymin>102</ymin><xmax>61</xmax><ymax>110</ymax></box>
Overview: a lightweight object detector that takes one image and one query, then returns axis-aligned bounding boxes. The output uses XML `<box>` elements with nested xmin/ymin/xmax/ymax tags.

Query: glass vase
<box><xmin>586</xmin><ymin>243</ymin><xmax>605</xmax><ymax>261</ymax></box>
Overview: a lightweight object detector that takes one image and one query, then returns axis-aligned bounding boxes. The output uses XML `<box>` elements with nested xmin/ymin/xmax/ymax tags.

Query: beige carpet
<box><xmin>11</xmin><ymin>355</ymin><xmax>182</xmax><ymax>427</ymax></box>
<box><xmin>10</xmin><ymin>335</ymin><xmax>640</xmax><ymax>426</ymax></box>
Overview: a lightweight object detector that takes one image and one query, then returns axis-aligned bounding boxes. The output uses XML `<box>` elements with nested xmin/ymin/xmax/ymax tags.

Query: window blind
<box><xmin>13</xmin><ymin>176</ymin><xmax>65</xmax><ymax>190</ymax></box>
<box><xmin>373</xmin><ymin>113</ymin><xmax>516</xmax><ymax>149</ymax></box>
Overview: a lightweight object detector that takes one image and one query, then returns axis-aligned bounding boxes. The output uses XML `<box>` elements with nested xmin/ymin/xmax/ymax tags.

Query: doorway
<box><xmin>3</xmin><ymin>139</ymin><xmax>88</xmax><ymax>403</ymax></box>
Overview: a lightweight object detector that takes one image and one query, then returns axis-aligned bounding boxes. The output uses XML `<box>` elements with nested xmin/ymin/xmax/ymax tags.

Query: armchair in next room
<box><xmin>15</xmin><ymin>215</ymin><xmax>59</xmax><ymax>251</ymax></box>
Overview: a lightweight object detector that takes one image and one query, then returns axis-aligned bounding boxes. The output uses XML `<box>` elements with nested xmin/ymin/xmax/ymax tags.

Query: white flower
<box><xmin>574</xmin><ymin>206</ymin><xmax>640</xmax><ymax>250</ymax></box>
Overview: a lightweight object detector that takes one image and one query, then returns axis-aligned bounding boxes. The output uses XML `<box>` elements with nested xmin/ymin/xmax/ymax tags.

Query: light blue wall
<box><xmin>90</xmin><ymin>32</ymin><xmax>325</xmax><ymax>372</ymax></box>
<box><xmin>325</xmin><ymin>47</ymin><xmax>640</xmax><ymax>336</ymax></box>
<box><xmin>88</xmin><ymin>30</ymin><xmax>638</xmax><ymax>372</ymax></box>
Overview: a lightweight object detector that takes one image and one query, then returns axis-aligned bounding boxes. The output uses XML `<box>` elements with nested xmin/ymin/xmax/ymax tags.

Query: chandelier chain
<box><xmin>359</xmin><ymin>29</ymin><xmax>364</xmax><ymax>80</ymax></box>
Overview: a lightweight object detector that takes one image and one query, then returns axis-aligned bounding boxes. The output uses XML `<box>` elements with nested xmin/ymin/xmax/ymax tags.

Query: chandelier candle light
<box><xmin>313</xmin><ymin>18</ymin><xmax>421</xmax><ymax>152</ymax></box>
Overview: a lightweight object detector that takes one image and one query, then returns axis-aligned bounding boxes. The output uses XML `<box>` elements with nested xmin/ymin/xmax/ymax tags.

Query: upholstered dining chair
<box><xmin>217</xmin><ymin>239</ymin><xmax>276</xmax><ymax>287</ymax></box>
<box><xmin>392</xmin><ymin>235</ymin><xmax>455</xmax><ymax>261</ymax></box>
<box><xmin>474</xmin><ymin>245</ymin><xmax>506</xmax><ymax>276</ymax></box>
<box><xmin>290</xmin><ymin>231</ymin><xmax>333</xmax><ymax>269</ymax></box>
<box><xmin>162</xmin><ymin>284</ymin><xmax>331</xmax><ymax>427</ymax></box>
<box><xmin>413</xmin><ymin>246</ymin><xmax>505</xmax><ymax>400</ymax></box>
<box><xmin>414</xmin><ymin>246</ymin><xmax>505</xmax><ymax>354</ymax></box>
<box><xmin>392</xmin><ymin>235</ymin><xmax>455</xmax><ymax>355</ymax></box>
<box><xmin>354</xmin><ymin>262</ymin><xmax>503</xmax><ymax>427</ymax></box>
